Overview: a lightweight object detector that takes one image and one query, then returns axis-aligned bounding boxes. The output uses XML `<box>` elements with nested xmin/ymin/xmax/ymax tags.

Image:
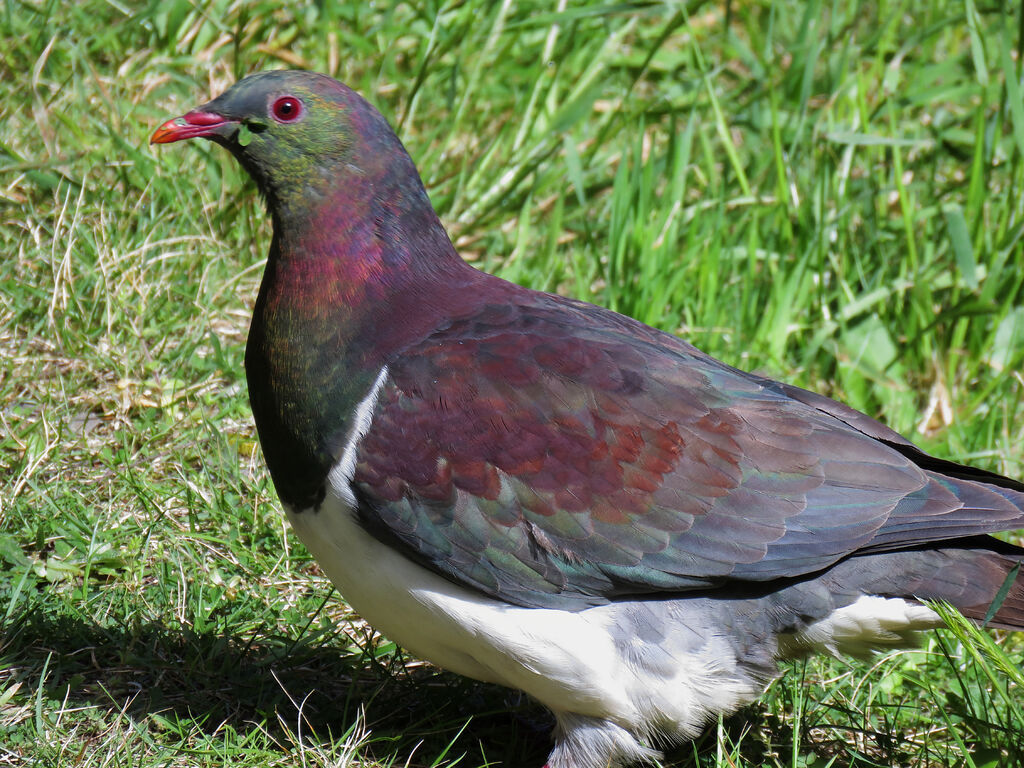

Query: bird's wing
<box><xmin>352</xmin><ymin>297</ymin><xmax>1024</xmax><ymax>609</ymax></box>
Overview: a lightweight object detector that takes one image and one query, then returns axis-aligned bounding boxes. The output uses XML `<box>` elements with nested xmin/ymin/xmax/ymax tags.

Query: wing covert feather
<box><xmin>351</xmin><ymin>299</ymin><xmax>1020</xmax><ymax>608</ymax></box>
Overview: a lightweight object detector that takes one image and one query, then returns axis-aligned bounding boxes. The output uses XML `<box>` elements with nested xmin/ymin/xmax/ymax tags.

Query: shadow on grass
<box><xmin>1</xmin><ymin>601</ymin><xmax>554</xmax><ymax>767</ymax></box>
<box><xmin>4</xmin><ymin>597</ymin><xmax>934</xmax><ymax>768</ymax></box>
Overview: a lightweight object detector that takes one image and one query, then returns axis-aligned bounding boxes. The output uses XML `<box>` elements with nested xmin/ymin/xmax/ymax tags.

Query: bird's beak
<box><xmin>151</xmin><ymin>110</ymin><xmax>237</xmax><ymax>144</ymax></box>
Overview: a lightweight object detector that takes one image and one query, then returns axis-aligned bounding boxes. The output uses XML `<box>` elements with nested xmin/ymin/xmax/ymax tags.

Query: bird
<box><xmin>152</xmin><ymin>70</ymin><xmax>1024</xmax><ymax>768</ymax></box>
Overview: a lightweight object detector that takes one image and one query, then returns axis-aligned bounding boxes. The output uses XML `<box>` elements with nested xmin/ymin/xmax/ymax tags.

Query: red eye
<box><xmin>271</xmin><ymin>96</ymin><xmax>303</xmax><ymax>122</ymax></box>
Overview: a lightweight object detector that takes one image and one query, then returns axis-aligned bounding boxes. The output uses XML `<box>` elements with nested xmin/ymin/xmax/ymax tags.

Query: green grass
<box><xmin>2</xmin><ymin>0</ymin><xmax>1024</xmax><ymax>765</ymax></box>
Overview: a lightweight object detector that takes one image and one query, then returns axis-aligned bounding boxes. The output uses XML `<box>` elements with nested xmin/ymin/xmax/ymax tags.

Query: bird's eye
<box><xmin>271</xmin><ymin>96</ymin><xmax>303</xmax><ymax>123</ymax></box>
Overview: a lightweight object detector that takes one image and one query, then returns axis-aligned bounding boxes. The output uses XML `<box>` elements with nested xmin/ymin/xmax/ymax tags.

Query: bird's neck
<box><xmin>262</xmin><ymin>176</ymin><xmax>477</xmax><ymax>357</ymax></box>
<box><xmin>244</xmin><ymin>180</ymin><xmax>483</xmax><ymax>508</ymax></box>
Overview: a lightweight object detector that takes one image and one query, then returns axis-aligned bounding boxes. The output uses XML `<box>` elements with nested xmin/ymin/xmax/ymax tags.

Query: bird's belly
<box><xmin>285</xmin><ymin>489</ymin><xmax>780</xmax><ymax>736</ymax></box>
<box><xmin>285</xmin><ymin>492</ymin><xmax>634</xmax><ymax>719</ymax></box>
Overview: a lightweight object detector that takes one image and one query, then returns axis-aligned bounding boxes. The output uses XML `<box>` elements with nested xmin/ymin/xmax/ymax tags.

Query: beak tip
<box><xmin>150</xmin><ymin>112</ymin><xmax>230</xmax><ymax>145</ymax></box>
<box><xmin>151</xmin><ymin>117</ymin><xmax>184</xmax><ymax>145</ymax></box>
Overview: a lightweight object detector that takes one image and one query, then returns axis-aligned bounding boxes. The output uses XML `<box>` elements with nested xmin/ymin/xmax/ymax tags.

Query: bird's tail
<box><xmin>944</xmin><ymin>548</ymin><xmax>1024</xmax><ymax>630</ymax></box>
<box><xmin>832</xmin><ymin>542</ymin><xmax>1024</xmax><ymax>631</ymax></box>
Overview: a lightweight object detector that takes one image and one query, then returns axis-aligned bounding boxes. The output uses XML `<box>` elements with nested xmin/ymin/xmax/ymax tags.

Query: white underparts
<box><xmin>781</xmin><ymin>595</ymin><xmax>942</xmax><ymax>658</ymax></box>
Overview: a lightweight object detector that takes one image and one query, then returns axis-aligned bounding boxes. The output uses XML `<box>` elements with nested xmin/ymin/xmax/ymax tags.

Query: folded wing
<box><xmin>352</xmin><ymin>297</ymin><xmax>1024</xmax><ymax>609</ymax></box>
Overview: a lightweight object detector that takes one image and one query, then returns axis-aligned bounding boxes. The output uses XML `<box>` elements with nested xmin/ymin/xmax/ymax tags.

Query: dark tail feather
<box><xmin>954</xmin><ymin>552</ymin><xmax>1024</xmax><ymax>631</ymax></box>
<box><xmin>828</xmin><ymin>542</ymin><xmax>1024</xmax><ymax>631</ymax></box>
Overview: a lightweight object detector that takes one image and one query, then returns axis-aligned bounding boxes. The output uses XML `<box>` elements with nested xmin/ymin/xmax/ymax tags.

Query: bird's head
<box><xmin>152</xmin><ymin>70</ymin><xmax>417</xmax><ymax>217</ymax></box>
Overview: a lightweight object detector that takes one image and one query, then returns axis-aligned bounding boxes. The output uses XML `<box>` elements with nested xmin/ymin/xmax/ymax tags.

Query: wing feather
<box><xmin>352</xmin><ymin>297</ymin><xmax>1024</xmax><ymax>608</ymax></box>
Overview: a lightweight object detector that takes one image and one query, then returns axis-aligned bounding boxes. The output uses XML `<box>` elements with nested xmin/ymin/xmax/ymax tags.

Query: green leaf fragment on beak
<box><xmin>238</xmin><ymin>124</ymin><xmax>253</xmax><ymax>147</ymax></box>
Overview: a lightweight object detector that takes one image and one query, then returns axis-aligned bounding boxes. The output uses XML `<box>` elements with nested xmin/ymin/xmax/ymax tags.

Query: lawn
<box><xmin>2</xmin><ymin>0</ymin><xmax>1024</xmax><ymax>766</ymax></box>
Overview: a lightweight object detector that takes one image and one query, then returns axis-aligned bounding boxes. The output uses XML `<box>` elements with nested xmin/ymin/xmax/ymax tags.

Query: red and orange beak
<box><xmin>150</xmin><ymin>110</ymin><xmax>237</xmax><ymax>144</ymax></box>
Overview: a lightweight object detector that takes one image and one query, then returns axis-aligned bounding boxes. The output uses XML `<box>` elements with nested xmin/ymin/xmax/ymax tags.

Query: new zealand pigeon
<box><xmin>152</xmin><ymin>71</ymin><xmax>1024</xmax><ymax>768</ymax></box>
